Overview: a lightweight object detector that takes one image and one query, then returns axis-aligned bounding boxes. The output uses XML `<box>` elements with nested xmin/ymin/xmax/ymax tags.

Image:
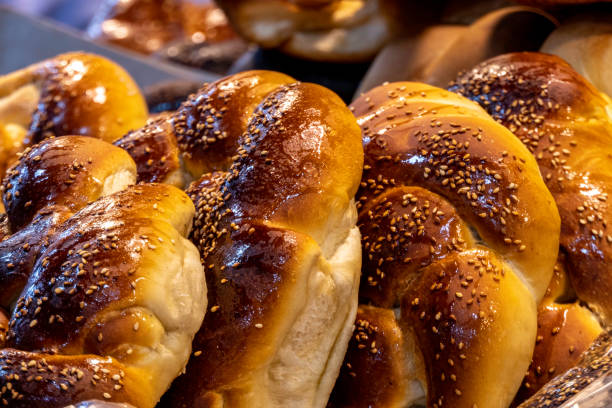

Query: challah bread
<box><xmin>0</xmin><ymin>136</ymin><xmax>136</xmax><ymax>308</ymax></box>
<box><xmin>3</xmin><ymin>136</ymin><xmax>136</xmax><ymax>232</ymax></box>
<box><xmin>329</xmin><ymin>305</ymin><xmax>417</xmax><ymax>407</ymax></box>
<box><xmin>214</xmin><ymin>0</ymin><xmax>407</xmax><ymax>62</ymax></box>
<box><xmin>329</xmin><ymin>82</ymin><xmax>560</xmax><ymax>408</ymax></box>
<box><xmin>450</xmin><ymin>51</ymin><xmax>612</xmax><ymax>400</ymax></box>
<box><xmin>450</xmin><ymin>53</ymin><xmax>612</xmax><ymax>322</ymax></box>
<box><xmin>114</xmin><ymin>113</ymin><xmax>184</xmax><ymax>186</ymax></box>
<box><xmin>158</xmin><ymin>77</ymin><xmax>363</xmax><ymax>407</ymax></box>
<box><xmin>0</xmin><ymin>136</ymin><xmax>205</xmax><ymax>407</ymax></box>
<box><xmin>114</xmin><ymin>71</ymin><xmax>295</xmax><ymax>186</ymax></box>
<box><xmin>1</xmin><ymin>182</ymin><xmax>205</xmax><ymax>407</ymax></box>
<box><xmin>513</xmin><ymin>257</ymin><xmax>602</xmax><ymax>403</ymax></box>
<box><xmin>0</xmin><ymin>53</ymin><xmax>147</xmax><ymax>178</ymax></box>
<box><xmin>541</xmin><ymin>19</ymin><xmax>612</xmax><ymax>98</ymax></box>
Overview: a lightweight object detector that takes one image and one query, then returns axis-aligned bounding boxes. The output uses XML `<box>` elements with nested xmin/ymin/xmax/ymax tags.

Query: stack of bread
<box><xmin>2</xmin><ymin>0</ymin><xmax>612</xmax><ymax>404</ymax></box>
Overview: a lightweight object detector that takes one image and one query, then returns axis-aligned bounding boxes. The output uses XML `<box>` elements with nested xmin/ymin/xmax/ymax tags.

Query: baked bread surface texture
<box><xmin>0</xmin><ymin>52</ymin><xmax>147</xmax><ymax>179</ymax></box>
<box><xmin>329</xmin><ymin>82</ymin><xmax>560</xmax><ymax>408</ymax></box>
<box><xmin>450</xmin><ymin>51</ymin><xmax>612</xmax><ymax>401</ymax></box>
<box><xmin>131</xmin><ymin>71</ymin><xmax>365</xmax><ymax>408</ymax></box>
<box><xmin>0</xmin><ymin>136</ymin><xmax>205</xmax><ymax>407</ymax></box>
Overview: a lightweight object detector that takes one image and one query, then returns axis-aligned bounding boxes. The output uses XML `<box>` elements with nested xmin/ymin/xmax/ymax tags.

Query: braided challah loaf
<box><xmin>329</xmin><ymin>82</ymin><xmax>560</xmax><ymax>408</ymax></box>
<box><xmin>0</xmin><ymin>136</ymin><xmax>205</xmax><ymax>407</ymax></box>
<box><xmin>450</xmin><ymin>53</ymin><xmax>612</xmax><ymax>400</ymax></box>
<box><xmin>115</xmin><ymin>71</ymin><xmax>295</xmax><ymax>187</ymax></box>
<box><xmin>0</xmin><ymin>52</ymin><xmax>147</xmax><ymax>178</ymax></box>
<box><xmin>119</xmin><ymin>71</ymin><xmax>364</xmax><ymax>407</ymax></box>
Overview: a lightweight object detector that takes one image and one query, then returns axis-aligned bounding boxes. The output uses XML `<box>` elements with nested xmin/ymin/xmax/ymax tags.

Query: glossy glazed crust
<box><xmin>330</xmin><ymin>82</ymin><xmax>560</xmax><ymax>408</ymax></box>
<box><xmin>166</xmin><ymin>222</ymin><xmax>319</xmax><ymax>406</ymax></box>
<box><xmin>162</xmin><ymin>80</ymin><xmax>363</xmax><ymax>407</ymax></box>
<box><xmin>358</xmin><ymin>186</ymin><xmax>473</xmax><ymax>308</ymax></box>
<box><xmin>403</xmin><ymin>249</ymin><xmax>536</xmax><ymax>408</ymax></box>
<box><xmin>515</xmin><ymin>301</ymin><xmax>602</xmax><ymax>402</ymax></box>
<box><xmin>1</xmin><ymin>183</ymin><xmax>205</xmax><ymax>407</ymax></box>
<box><xmin>114</xmin><ymin>114</ymin><xmax>182</xmax><ymax>186</ymax></box>
<box><xmin>215</xmin><ymin>0</ymin><xmax>400</xmax><ymax>62</ymax></box>
<box><xmin>0</xmin><ymin>210</ymin><xmax>71</xmax><ymax>307</ymax></box>
<box><xmin>0</xmin><ymin>349</ymin><xmax>149</xmax><ymax>407</ymax></box>
<box><xmin>25</xmin><ymin>52</ymin><xmax>147</xmax><ymax>145</ymax></box>
<box><xmin>513</xmin><ymin>258</ymin><xmax>603</xmax><ymax>403</ymax></box>
<box><xmin>7</xmin><ymin>184</ymin><xmax>187</xmax><ymax>351</ymax></box>
<box><xmin>116</xmin><ymin>71</ymin><xmax>295</xmax><ymax>184</ymax></box>
<box><xmin>173</xmin><ymin>71</ymin><xmax>293</xmax><ymax>177</ymax></box>
<box><xmin>328</xmin><ymin>306</ymin><xmax>412</xmax><ymax>408</ymax></box>
<box><xmin>450</xmin><ymin>52</ymin><xmax>612</xmax><ymax>321</ymax></box>
<box><xmin>353</xmin><ymin>82</ymin><xmax>559</xmax><ymax>300</ymax></box>
<box><xmin>215</xmin><ymin>82</ymin><xmax>363</xmax><ymax>246</ymax></box>
<box><xmin>2</xmin><ymin>136</ymin><xmax>136</xmax><ymax>232</ymax></box>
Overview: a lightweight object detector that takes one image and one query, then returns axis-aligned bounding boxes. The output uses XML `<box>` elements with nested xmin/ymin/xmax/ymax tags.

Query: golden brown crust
<box><xmin>114</xmin><ymin>114</ymin><xmax>181</xmax><ymax>185</ymax></box>
<box><xmin>512</xmin><ymin>258</ymin><xmax>603</xmax><ymax>404</ymax></box>
<box><xmin>334</xmin><ymin>82</ymin><xmax>560</xmax><ymax>408</ymax></box>
<box><xmin>118</xmin><ymin>71</ymin><xmax>296</xmax><ymax>184</ymax></box>
<box><xmin>5</xmin><ymin>183</ymin><xmax>195</xmax><ymax>351</ymax></box>
<box><xmin>518</xmin><ymin>328</ymin><xmax>612</xmax><ymax>408</ymax></box>
<box><xmin>211</xmin><ymin>82</ymin><xmax>362</xmax><ymax>244</ymax></box>
<box><xmin>358</xmin><ymin>186</ymin><xmax>472</xmax><ymax>308</ymax></box>
<box><xmin>173</xmin><ymin>71</ymin><xmax>294</xmax><ymax>177</ymax></box>
<box><xmin>165</xmin><ymin>222</ymin><xmax>317</xmax><ymax>406</ymax></box>
<box><xmin>0</xmin><ymin>136</ymin><xmax>136</xmax><ymax>311</ymax></box>
<box><xmin>25</xmin><ymin>53</ymin><xmax>147</xmax><ymax>145</ymax></box>
<box><xmin>0</xmin><ymin>134</ymin><xmax>204</xmax><ymax>407</ymax></box>
<box><xmin>355</xmin><ymin>83</ymin><xmax>559</xmax><ymax>299</ymax></box>
<box><xmin>328</xmin><ymin>305</ymin><xmax>410</xmax><ymax>408</ymax></box>
<box><xmin>403</xmin><ymin>248</ymin><xmax>536</xmax><ymax>408</ymax></box>
<box><xmin>2</xmin><ymin>182</ymin><xmax>203</xmax><ymax>407</ymax></box>
<box><xmin>0</xmin><ymin>209</ymin><xmax>71</xmax><ymax>307</ymax></box>
<box><xmin>2</xmin><ymin>136</ymin><xmax>136</xmax><ymax>232</ymax></box>
<box><xmin>163</xmin><ymin>77</ymin><xmax>363</xmax><ymax>407</ymax></box>
<box><xmin>184</xmin><ymin>80</ymin><xmax>363</xmax><ymax>252</ymax></box>
<box><xmin>0</xmin><ymin>349</ymin><xmax>149</xmax><ymax>407</ymax></box>
<box><xmin>450</xmin><ymin>52</ymin><xmax>612</xmax><ymax>321</ymax></box>
<box><xmin>514</xmin><ymin>301</ymin><xmax>602</xmax><ymax>403</ymax></box>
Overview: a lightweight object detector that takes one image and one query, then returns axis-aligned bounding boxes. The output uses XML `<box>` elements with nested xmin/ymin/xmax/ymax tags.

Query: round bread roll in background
<box><xmin>214</xmin><ymin>0</ymin><xmax>441</xmax><ymax>62</ymax></box>
<box><xmin>0</xmin><ymin>52</ymin><xmax>148</xmax><ymax>181</ymax></box>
